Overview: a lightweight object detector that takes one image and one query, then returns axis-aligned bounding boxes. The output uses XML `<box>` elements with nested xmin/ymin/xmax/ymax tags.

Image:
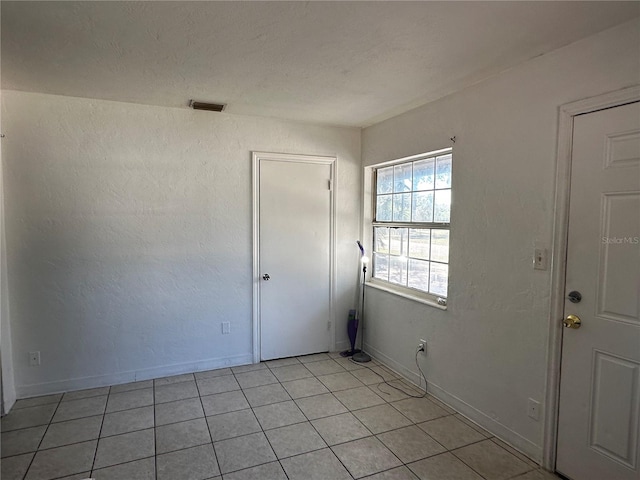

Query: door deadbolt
<box><xmin>567</xmin><ymin>291</ymin><xmax>582</xmax><ymax>303</ymax></box>
<box><xmin>262</xmin><ymin>274</ymin><xmax>270</xmax><ymax>281</ymax></box>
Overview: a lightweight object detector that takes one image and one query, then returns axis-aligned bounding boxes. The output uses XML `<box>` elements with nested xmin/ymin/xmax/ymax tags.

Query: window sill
<box><xmin>365</xmin><ymin>281</ymin><xmax>448</xmax><ymax>310</ymax></box>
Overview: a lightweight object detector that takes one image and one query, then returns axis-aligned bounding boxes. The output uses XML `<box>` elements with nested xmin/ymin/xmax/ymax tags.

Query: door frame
<box><xmin>544</xmin><ymin>85</ymin><xmax>640</xmax><ymax>470</ymax></box>
<box><xmin>252</xmin><ymin>151</ymin><xmax>337</xmax><ymax>363</ymax></box>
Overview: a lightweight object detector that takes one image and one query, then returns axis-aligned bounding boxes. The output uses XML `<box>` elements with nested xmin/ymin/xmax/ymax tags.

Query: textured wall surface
<box><xmin>361</xmin><ymin>18</ymin><xmax>640</xmax><ymax>461</ymax></box>
<box><xmin>1</xmin><ymin>92</ymin><xmax>361</xmax><ymax>396</ymax></box>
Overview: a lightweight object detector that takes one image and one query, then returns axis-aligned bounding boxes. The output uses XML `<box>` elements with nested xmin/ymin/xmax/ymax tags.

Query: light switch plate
<box><xmin>534</xmin><ymin>248</ymin><xmax>547</xmax><ymax>270</ymax></box>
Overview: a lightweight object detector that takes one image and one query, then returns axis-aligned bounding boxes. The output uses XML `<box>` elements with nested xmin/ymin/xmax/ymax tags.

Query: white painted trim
<box><xmin>365</xmin><ymin>342</ymin><xmax>542</xmax><ymax>462</ymax></box>
<box><xmin>544</xmin><ymin>85</ymin><xmax>640</xmax><ymax>470</ymax></box>
<box><xmin>251</xmin><ymin>152</ymin><xmax>337</xmax><ymax>363</ymax></box>
<box><xmin>330</xmin><ymin>159</ymin><xmax>338</xmax><ymax>352</ymax></box>
<box><xmin>365</xmin><ymin>281</ymin><xmax>447</xmax><ymax>310</ymax></box>
<box><xmin>334</xmin><ymin>339</ymin><xmax>350</xmax><ymax>353</ymax></box>
<box><xmin>363</xmin><ymin>342</ymin><xmax>424</xmax><ymax>389</ymax></box>
<box><xmin>252</xmin><ymin>155</ymin><xmax>261</xmax><ymax>364</ymax></box>
<box><xmin>0</xmin><ymin>93</ymin><xmax>16</xmax><ymax>413</ymax></box>
<box><xmin>369</xmin><ymin>147</ymin><xmax>453</xmax><ymax>169</ymax></box>
<box><xmin>361</xmin><ymin>147</ymin><xmax>453</xmax><ymax>309</ymax></box>
<box><xmin>16</xmin><ymin>353</ymin><xmax>254</xmax><ymax>398</ymax></box>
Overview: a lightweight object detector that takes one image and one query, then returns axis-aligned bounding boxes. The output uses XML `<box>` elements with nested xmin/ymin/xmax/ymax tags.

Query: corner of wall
<box><xmin>0</xmin><ymin>90</ymin><xmax>17</xmax><ymax>413</ymax></box>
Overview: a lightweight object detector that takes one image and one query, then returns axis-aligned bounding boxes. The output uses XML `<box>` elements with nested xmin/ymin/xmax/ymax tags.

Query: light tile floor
<box><xmin>1</xmin><ymin>353</ymin><xmax>563</xmax><ymax>480</ymax></box>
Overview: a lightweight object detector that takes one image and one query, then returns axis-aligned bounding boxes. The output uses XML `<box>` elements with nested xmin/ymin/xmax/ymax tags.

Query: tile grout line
<box><xmin>448</xmin><ymin>447</ymin><xmax>494</xmax><ymax>480</ymax></box>
<box><xmin>89</xmin><ymin>385</ymin><xmax>111</xmax><ymax>477</ymax></box>
<box><xmin>321</xmin><ymin>358</ymin><xmax>481</xmax><ymax>479</ymax></box>
<box><xmin>269</xmin><ymin>356</ymin><xmax>360</xmax><ymax>479</ymax></box>
<box><xmin>272</xmin><ymin>359</ymin><xmax>350</xmax><ymax>478</ymax></box>
<box><xmin>16</xmin><ymin>420</ymin><xmax>496</xmax><ymax>480</ymax></box>
<box><xmin>269</xmin><ymin>357</ymin><xmax>471</xmax><ymax>479</ymax></box>
<box><xmin>152</xmin><ymin>378</ymin><xmax>159</xmax><ymax>480</ymax></box>
<box><xmin>19</xmin><ymin>394</ymin><xmax>64</xmax><ymax>480</ymax></box>
<box><xmin>3</xmin><ymin>410</ymin><xmax>154</xmax><ymax>457</ymax></box>
<box><xmin>449</xmin><ymin>437</ymin><xmax>540</xmax><ymax>480</ymax></box>
<box><xmin>226</xmin><ymin>356</ymin><xmax>342</xmax><ymax>476</ymax></box>
<box><xmin>90</xmin><ymin>455</ymin><xmax>157</xmax><ymax>478</ymax></box>
<box><xmin>446</xmin><ymin>437</ymin><xmax>527</xmax><ymax>480</ymax></box>
<box><xmin>269</xmin><ymin>356</ymin><xmax>354</xmax><ymax>479</ymax></box>
<box><xmin>489</xmin><ymin>437</ymin><xmax>540</xmax><ymax>469</ymax></box>
<box><xmin>193</xmin><ymin>372</ymin><xmax>223</xmax><ymax>479</ymax></box>
<box><xmin>3</xmin><ymin>398</ymin><xmax>453</xmax><ymax>465</ymax></box>
<box><xmin>310</xmin><ymin>356</ymin><xmax>417</xmax><ymax>478</ymax></box>
<box><xmin>5</xmin><ymin>354</ymin><xmax>549</xmax><ymax>480</ymax></box>
<box><xmin>10</xmin><ymin>396</ymin><xmax>61</xmax><ymax>412</ymax></box>
<box><xmin>231</xmin><ymin>363</ymin><xmax>291</xmax><ymax>479</ymax></box>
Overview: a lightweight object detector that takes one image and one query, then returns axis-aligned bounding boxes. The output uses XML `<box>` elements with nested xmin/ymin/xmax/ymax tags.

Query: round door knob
<box><xmin>262</xmin><ymin>274</ymin><xmax>270</xmax><ymax>281</ymax></box>
<box><xmin>563</xmin><ymin>314</ymin><xmax>581</xmax><ymax>329</ymax></box>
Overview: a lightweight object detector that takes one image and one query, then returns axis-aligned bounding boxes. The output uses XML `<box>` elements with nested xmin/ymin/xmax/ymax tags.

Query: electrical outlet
<box><xmin>417</xmin><ymin>339</ymin><xmax>427</xmax><ymax>353</ymax></box>
<box><xmin>527</xmin><ymin>398</ymin><xmax>540</xmax><ymax>420</ymax></box>
<box><xmin>221</xmin><ymin>322</ymin><xmax>230</xmax><ymax>334</ymax></box>
<box><xmin>29</xmin><ymin>351</ymin><xmax>41</xmax><ymax>366</ymax></box>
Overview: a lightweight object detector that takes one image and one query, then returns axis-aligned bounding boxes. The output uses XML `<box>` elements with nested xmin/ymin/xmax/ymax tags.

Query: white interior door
<box><xmin>256</xmin><ymin>154</ymin><xmax>333</xmax><ymax>361</ymax></box>
<box><xmin>556</xmin><ymin>101</ymin><xmax>640</xmax><ymax>479</ymax></box>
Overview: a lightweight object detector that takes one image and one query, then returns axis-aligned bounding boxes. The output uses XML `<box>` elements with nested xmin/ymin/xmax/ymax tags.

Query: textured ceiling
<box><xmin>2</xmin><ymin>1</ymin><xmax>638</xmax><ymax>127</ymax></box>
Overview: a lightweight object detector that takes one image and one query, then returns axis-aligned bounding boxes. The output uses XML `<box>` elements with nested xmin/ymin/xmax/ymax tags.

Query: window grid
<box><xmin>372</xmin><ymin>150</ymin><xmax>451</xmax><ymax>299</ymax></box>
<box><xmin>372</xmin><ymin>226</ymin><xmax>449</xmax><ymax>297</ymax></box>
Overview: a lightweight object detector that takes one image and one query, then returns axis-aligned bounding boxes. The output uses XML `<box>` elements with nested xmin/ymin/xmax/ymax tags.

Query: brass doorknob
<box><xmin>563</xmin><ymin>314</ymin><xmax>581</xmax><ymax>329</ymax></box>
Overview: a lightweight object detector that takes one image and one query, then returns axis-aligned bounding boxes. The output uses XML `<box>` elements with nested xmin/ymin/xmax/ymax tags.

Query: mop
<box><xmin>351</xmin><ymin>241</ymin><xmax>371</xmax><ymax>363</ymax></box>
<box><xmin>341</xmin><ymin>241</ymin><xmax>370</xmax><ymax>361</ymax></box>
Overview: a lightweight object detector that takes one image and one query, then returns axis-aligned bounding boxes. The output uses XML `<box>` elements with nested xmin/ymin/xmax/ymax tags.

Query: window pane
<box><xmin>389</xmin><ymin>255</ymin><xmax>408</xmax><ymax>286</ymax></box>
<box><xmin>434</xmin><ymin>189</ymin><xmax>451</xmax><ymax>223</ymax></box>
<box><xmin>394</xmin><ymin>163</ymin><xmax>412</xmax><ymax>192</ymax></box>
<box><xmin>389</xmin><ymin>228</ymin><xmax>408</xmax><ymax>256</ymax></box>
<box><xmin>374</xmin><ymin>227</ymin><xmax>389</xmax><ymax>254</ymax></box>
<box><xmin>373</xmin><ymin>253</ymin><xmax>389</xmax><ymax>281</ymax></box>
<box><xmin>408</xmin><ymin>258</ymin><xmax>430</xmax><ymax>291</ymax></box>
<box><xmin>393</xmin><ymin>193</ymin><xmax>411</xmax><ymax>222</ymax></box>
<box><xmin>431</xmin><ymin>229</ymin><xmax>450</xmax><ymax>263</ymax></box>
<box><xmin>409</xmin><ymin>228</ymin><xmax>430</xmax><ymax>260</ymax></box>
<box><xmin>435</xmin><ymin>154</ymin><xmax>452</xmax><ymax>189</ymax></box>
<box><xmin>412</xmin><ymin>191</ymin><xmax>434</xmax><ymax>222</ymax></box>
<box><xmin>373</xmin><ymin>152</ymin><xmax>452</xmax><ymax>295</ymax></box>
<box><xmin>377</xmin><ymin>167</ymin><xmax>393</xmax><ymax>194</ymax></box>
<box><xmin>429</xmin><ymin>262</ymin><xmax>448</xmax><ymax>296</ymax></box>
<box><xmin>413</xmin><ymin>158</ymin><xmax>435</xmax><ymax>191</ymax></box>
<box><xmin>376</xmin><ymin>194</ymin><xmax>392</xmax><ymax>221</ymax></box>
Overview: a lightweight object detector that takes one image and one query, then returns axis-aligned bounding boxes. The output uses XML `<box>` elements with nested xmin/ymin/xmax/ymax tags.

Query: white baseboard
<box><xmin>364</xmin><ymin>342</ymin><xmax>542</xmax><ymax>463</ymax></box>
<box><xmin>363</xmin><ymin>343</ymin><xmax>424</xmax><ymax>387</ymax></box>
<box><xmin>16</xmin><ymin>353</ymin><xmax>254</xmax><ymax>399</ymax></box>
<box><xmin>333</xmin><ymin>339</ymin><xmax>351</xmax><ymax>353</ymax></box>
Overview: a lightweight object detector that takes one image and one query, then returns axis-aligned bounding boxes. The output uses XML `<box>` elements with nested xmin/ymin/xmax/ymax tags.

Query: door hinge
<box><xmin>328</xmin><ymin>179</ymin><xmax>333</xmax><ymax>191</ymax></box>
<box><xmin>327</xmin><ymin>321</ymin><xmax>331</xmax><ymax>330</ymax></box>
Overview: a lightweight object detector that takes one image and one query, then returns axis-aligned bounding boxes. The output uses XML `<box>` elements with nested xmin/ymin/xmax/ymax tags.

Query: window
<box><xmin>372</xmin><ymin>149</ymin><xmax>452</xmax><ymax>304</ymax></box>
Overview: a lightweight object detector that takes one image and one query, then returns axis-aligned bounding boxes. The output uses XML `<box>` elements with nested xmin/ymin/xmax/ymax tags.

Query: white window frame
<box><xmin>364</xmin><ymin>148</ymin><xmax>452</xmax><ymax>309</ymax></box>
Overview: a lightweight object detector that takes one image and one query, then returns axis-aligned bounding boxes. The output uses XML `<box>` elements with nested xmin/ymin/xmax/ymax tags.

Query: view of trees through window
<box><xmin>372</xmin><ymin>151</ymin><xmax>451</xmax><ymax>298</ymax></box>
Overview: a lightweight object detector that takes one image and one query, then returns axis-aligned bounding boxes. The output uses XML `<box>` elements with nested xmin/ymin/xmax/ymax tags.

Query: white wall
<box><xmin>1</xmin><ymin>91</ymin><xmax>361</xmax><ymax>398</ymax></box>
<box><xmin>361</xmin><ymin>18</ymin><xmax>640</xmax><ymax>461</ymax></box>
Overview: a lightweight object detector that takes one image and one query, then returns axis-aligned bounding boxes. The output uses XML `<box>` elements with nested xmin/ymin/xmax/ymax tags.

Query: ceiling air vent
<box><xmin>189</xmin><ymin>100</ymin><xmax>226</xmax><ymax>112</ymax></box>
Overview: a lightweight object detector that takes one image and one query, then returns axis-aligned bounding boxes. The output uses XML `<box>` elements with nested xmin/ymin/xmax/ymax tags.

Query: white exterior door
<box><xmin>556</xmin><ymin>101</ymin><xmax>640</xmax><ymax>479</ymax></box>
<box><xmin>254</xmin><ymin>153</ymin><xmax>334</xmax><ymax>361</ymax></box>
